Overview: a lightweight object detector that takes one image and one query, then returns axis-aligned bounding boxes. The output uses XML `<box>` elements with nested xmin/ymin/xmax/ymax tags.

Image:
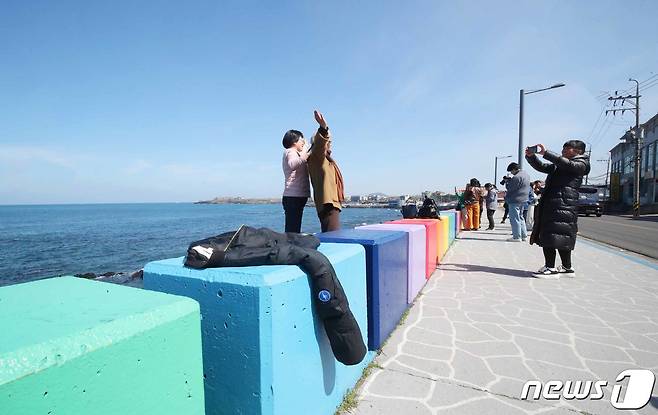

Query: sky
<box><xmin>1</xmin><ymin>0</ymin><xmax>658</xmax><ymax>204</ymax></box>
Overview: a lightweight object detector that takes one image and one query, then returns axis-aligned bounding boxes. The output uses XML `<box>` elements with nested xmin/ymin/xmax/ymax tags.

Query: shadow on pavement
<box><xmin>441</xmin><ymin>263</ymin><xmax>534</xmax><ymax>279</ymax></box>
<box><xmin>456</xmin><ymin>237</ymin><xmax>509</xmax><ymax>242</ymax></box>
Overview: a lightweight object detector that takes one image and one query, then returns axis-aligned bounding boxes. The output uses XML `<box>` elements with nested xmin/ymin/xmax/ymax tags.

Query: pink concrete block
<box><xmin>356</xmin><ymin>223</ymin><xmax>427</xmax><ymax>303</ymax></box>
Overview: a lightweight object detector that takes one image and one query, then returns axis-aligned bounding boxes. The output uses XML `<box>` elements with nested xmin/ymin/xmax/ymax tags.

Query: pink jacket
<box><xmin>282</xmin><ymin>148</ymin><xmax>310</xmax><ymax>197</ymax></box>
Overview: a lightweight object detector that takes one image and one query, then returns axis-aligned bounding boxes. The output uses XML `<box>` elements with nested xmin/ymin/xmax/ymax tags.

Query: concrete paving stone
<box><xmin>415</xmin><ymin>316</ymin><xmax>454</xmax><ymax>334</ymax></box>
<box><xmin>515</xmin><ymin>336</ymin><xmax>584</xmax><ymax>369</ymax></box>
<box><xmin>625</xmin><ymin>349</ymin><xmax>658</xmax><ymax>368</ymax></box>
<box><xmin>366</xmin><ymin>367</ymin><xmax>433</xmax><ymax>399</ymax></box>
<box><xmin>594</xmin><ymin>308</ymin><xmax>655</xmax><ymax>324</ymax></box>
<box><xmin>491</xmin><ymin>303</ymin><xmax>523</xmax><ymax>317</ymax></box>
<box><xmin>456</xmin><ymin>340</ymin><xmax>521</xmax><ymax>358</ymax></box>
<box><xmin>422</xmin><ymin>304</ymin><xmax>448</xmax><ymax>317</ymax></box>
<box><xmin>407</xmin><ymin>326</ymin><xmax>453</xmax><ymax>347</ymax></box>
<box><xmin>488</xmin><ymin>377</ymin><xmax>532</xmax><ymax>399</ymax></box>
<box><xmin>519</xmin><ymin>309</ymin><xmax>565</xmax><ymax>325</ymax></box>
<box><xmin>427</xmin><ymin>380</ymin><xmax>487</xmax><ymax>408</ymax></box>
<box><xmin>505</xmin><ymin>316</ymin><xmax>571</xmax><ymax>333</ymax></box>
<box><xmin>403</xmin><ymin>341</ymin><xmax>453</xmax><ymax>361</ymax></box>
<box><xmin>583</xmin><ymin>359</ymin><xmax>645</xmax><ymax>384</ymax></box>
<box><xmin>471</xmin><ymin>322</ymin><xmax>515</xmax><ymax>341</ymax></box>
<box><xmin>502</xmin><ymin>325</ymin><xmax>572</xmax><ymax>344</ymax></box>
<box><xmin>574</xmin><ymin>338</ymin><xmax>634</xmax><ymax>362</ymax></box>
<box><xmin>434</xmin><ymin>396</ymin><xmax>529</xmax><ymax>415</ymax></box>
<box><xmin>613</xmin><ymin>321</ymin><xmax>658</xmax><ymax>333</ymax></box>
<box><xmin>453</xmin><ymin>322</ymin><xmax>497</xmax><ymax>342</ymax></box>
<box><xmin>383</xmin><ymin>360</ymin><xmax>443</xmax><ymax>380</ymax></box>
<box><xmin>352</xmin><ymin>397</ymin><xmax>433</xmax><ymax>415</ymax></box>
<box><xmin>554</xmin><ymin>311</ymin><xmax>613</xmax><ymax>327</ymax></box>
<box><xmin>465</xmin><ymin>311</ymin><xmax>517</xmax><ymax>325</ymax></box>
<box><xmin>574</xmin><ymin>332</ymin><xmax>634</xmax><ymax>349</ymax></box>
<box><xmin>617</xmin><ymin>331</ymin><xmax>658</xmax><ymax>352</ymax></box>
<box><xmin>485</xmin><ymin>356</ymin><xmax>537</xmax><ymax>380</ymax></box>
<box><xmin>451</xmin><ymin>349</ymin><xmax>496</xmax><ymax>388</ymax></box>
<box><xmin>563</xmin><ymin>321</ymin><xmax>620</xmax><ymax>336</ymax></box>
<box><xmin>421</xmin><ymin>296</ymin><xmax>460</xmax><ymax>308</ymax></box>
<box><xmin>524</xmin><ymin>359</ymin><xmax>598</xmax><ymax>383</ymax></box>
<box><xmin>443</xmin><ymin>308</ymin><xmax>474</xmax><ymax>323</ymax></box>
<box><xmin>396</xmin><ymin>354</ymin><xmax>453</xmax><ymax>378</ymax></box>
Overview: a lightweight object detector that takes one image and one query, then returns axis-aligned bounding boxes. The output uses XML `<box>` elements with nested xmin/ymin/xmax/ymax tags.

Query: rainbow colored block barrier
<box><xmin>355</xmin><ymin>223</ymin><xmax>426</xmax><ymax>304</ymax></box>
<box><xmin>317</xmin><ymin>229</ymin><xmax>408</xmax><ymax>350</ymax></box>
<box><xmin>0</xmin><ymin>277</ymin><xmax>205</xmax><ymax>415</ymax></box>
<box><xmin>437</xmin><ymin>217</ymin><xmax>449</xmax><ymax>261</ymax></box>
<box><xmin>439</xmin><ymin>211</ymin><xmax>456</xmax><ymax>243</ymax></box>
<box><xmin>143</xmin><ymin>243</ymin><xmax>373</xmax><ymax>415</ymax></box>
<box><xmin>387</xmin><ymin>219</ymin><xmax>438</xmax><ymax>278</ymax></box>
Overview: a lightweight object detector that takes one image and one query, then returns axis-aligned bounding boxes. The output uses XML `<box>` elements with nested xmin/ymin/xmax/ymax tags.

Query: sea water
<box><xmin>0</xmin><ymin>203</ymin><xmax>401</xmax><ymax>286</ymax></box>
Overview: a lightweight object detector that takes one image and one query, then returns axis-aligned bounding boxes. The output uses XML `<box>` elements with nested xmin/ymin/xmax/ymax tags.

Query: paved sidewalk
<box><xmin>348</xmin><ymin>219</ymin><xmax>658</xmax><ymax>415</ymax></box>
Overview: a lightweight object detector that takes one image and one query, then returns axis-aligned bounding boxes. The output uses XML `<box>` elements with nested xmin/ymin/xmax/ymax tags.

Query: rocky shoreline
<box><xmin>75</xmin><ymin>269</ymin><xmax>144</xmax><ymax>288</ymax></box>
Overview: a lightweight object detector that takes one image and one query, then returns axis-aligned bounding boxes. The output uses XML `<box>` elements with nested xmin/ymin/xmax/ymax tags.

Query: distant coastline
<box><xmin>195</xmin><ymin>197</ymin><xmax>281</xmax><ymax>205</ymax></box>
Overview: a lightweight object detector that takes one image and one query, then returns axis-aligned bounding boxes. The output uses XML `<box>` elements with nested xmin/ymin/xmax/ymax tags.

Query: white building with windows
<box><xmin>609</xmin><ymin>112</ymin><xmax>658</xmax><ymax>208</ymax></box>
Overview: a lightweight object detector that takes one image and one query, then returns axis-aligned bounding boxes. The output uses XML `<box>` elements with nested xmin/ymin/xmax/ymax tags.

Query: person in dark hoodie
<box><xmin>525</xmin><ymin>140</ymin><xmax>590</xmax><ymax>278</ymax></box>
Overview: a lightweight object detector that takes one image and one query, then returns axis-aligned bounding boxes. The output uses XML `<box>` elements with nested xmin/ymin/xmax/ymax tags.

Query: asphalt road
<box><xmin>577</xmin><ymin>213</ymin><xmax>658</xmax><ymax>259</ymax></box>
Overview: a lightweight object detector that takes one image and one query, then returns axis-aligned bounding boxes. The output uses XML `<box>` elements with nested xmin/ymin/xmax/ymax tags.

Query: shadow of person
<box><xmin>441</xmin><ymin>263</ymin><xmax>533</xmax><ymax>278</ymax></box>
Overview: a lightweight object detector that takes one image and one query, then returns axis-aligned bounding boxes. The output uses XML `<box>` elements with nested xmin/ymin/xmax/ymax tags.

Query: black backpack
<box><xmin>417</xmin><ymin>197</ymin><xmax>439</xmax><ymax>219</ymax></box>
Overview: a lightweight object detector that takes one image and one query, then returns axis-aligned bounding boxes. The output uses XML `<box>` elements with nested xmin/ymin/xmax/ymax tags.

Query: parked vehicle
<box><xmin>578</xmin><ymin>186</ymin><xmax>603</xmax><ymax>217</ymax></box>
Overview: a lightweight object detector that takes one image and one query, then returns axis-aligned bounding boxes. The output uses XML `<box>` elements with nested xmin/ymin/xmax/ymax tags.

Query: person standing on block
<box><xmin>281</xmin><ymin>129</ymin><xmax>310</xmax><ymax>233</ymax></box>
<box><xmin>525</xmin><ymin>140</ymin><xmax>590</xmax><ymax>278</ymax></box>
<box><xmin>503</xmin><ymin>162</ymin><xmax>531</xmax><ymax>242</ymax></box>
<box><xmin>307</xmin><ymin>110</ymin><xmax>345</xmax><ymax>232</ymax></box>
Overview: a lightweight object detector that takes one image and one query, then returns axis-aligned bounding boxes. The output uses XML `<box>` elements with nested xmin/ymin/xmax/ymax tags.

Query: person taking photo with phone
<box><xmin>525</xmin><ymin>140</ymin><xmax>590</xmax><ymax>278</ymax></box>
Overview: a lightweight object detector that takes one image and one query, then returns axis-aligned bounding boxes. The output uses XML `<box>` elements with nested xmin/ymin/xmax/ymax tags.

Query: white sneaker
<box><xmin>533</xmin><ymin>266</ymin><xmax>559</xmax><ymax>279</ymax></box>
<box><xmin>506</xmin><ymin>237</ymin><xmax>522</xmax><ymax>242</ymax></box>
<box><xmin>557</xmin><ymin>265</ymin><xmax>576</xmax><ymax>277</ymax></box>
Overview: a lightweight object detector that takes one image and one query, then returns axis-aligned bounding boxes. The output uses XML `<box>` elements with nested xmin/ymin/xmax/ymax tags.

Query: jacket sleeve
<box><xmin>542</xmin><ymin>151</ymin><xmax>589</xmax><ymax>176</ymax></box>
<box><xmin>308</xmin><ymin>128</ymin><xmax>330</xmax><ymax>164</ymax></box>
<box><xmin>285</xmin><ymin>150</ymin><xmax>308</xmax><ymax>170</ymax></box>
<box><xmin>526</xmin><ymin>154</ymin><xmax>555</xmax><ymax>174</ymax></box>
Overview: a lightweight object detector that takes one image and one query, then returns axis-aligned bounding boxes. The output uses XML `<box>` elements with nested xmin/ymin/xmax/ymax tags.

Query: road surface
<box><xmin>578</xmin><ymin>213</ymin><xmax>658</xmax><ymax>259</ymax></box>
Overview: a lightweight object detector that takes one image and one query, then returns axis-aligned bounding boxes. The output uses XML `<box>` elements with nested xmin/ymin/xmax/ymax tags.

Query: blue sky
<box><xmin>1</xmin><ymin>1</ymin><xmax>657</xmax><ymax>204</ymax></box>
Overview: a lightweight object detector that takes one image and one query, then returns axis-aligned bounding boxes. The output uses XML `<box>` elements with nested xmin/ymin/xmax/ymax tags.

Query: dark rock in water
<box><xmin>100</xmin><ymin>271</ymin><xmax>116</xmax><ymax>277</ymax></box>
<box><xmin>95</xmin><ymin>269</ymin><xmax>144</xmax><ymax>289</ymax></box>
<box><xmin>75</xmin><ymin>272</ymin><xmax>97</xmax><ymax>279</ymax></box>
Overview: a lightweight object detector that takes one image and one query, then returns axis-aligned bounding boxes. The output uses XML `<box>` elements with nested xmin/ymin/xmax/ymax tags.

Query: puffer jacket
<box><xmin>526</xmin><ymin>151</ymin><xmax>591</xmax><ymax>250</ymax></box>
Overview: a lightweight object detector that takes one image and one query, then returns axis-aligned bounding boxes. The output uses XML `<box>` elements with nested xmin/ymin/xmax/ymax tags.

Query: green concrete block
<box><xmin>0</xmin><ymin>276</ymin><xmax>205</xmax><ymax>415</ymax></box>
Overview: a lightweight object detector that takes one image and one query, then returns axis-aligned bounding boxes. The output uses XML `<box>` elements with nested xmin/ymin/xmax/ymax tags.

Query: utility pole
<box><xmin>597</xmin><ymin>158</ymin><xmax>611</xmax><ymax>202</ymax></box>
<box><xmin>585</xmin><ymin>148</ymin><xmax>592</xmax><ymax>185</ymax></box>
<box><xmin>606</xmin><ymin>79</ymin><xmax>641</xmax><ymax>218</ymax></box>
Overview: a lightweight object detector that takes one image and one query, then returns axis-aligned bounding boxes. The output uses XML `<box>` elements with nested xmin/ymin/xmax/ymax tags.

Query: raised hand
<box><xmin>314</xmin><ymin>110</ymin><xmax>328</xmax><ymax>129</ymax></box>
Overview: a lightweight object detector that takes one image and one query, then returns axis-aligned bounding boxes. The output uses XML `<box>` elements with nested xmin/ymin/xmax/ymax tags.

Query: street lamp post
<box><xmin>494</xmin><ymin>155</ymin><xmax>512</xmax><ymax>184</ymax></box>
<box><xmin>518</xmin><ymin>83</ymin><xmax>566</xmax><ymax>169</ymax></box>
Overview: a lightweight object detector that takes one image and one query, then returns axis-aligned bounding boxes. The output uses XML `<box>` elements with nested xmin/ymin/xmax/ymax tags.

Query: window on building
<box><xmin>650</xmin><ymin>142</ymin><xmax>656</xmax><ymax>172</ymax></box>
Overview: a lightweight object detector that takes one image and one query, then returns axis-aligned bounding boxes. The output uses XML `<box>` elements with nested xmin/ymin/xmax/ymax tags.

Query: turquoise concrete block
<box><xmin>0</xmin><ymin>276</ymin><xmax>205</xmax><ymax>415</ymax></box>
<box><xmin>143</xmin><ymin>242</ymin><xmax>373</xmax><ymax>415</ymax></box>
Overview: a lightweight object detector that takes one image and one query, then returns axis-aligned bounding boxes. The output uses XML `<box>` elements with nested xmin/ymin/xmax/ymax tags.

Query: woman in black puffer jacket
<box><xmin>525</xmin><ymin>140</ymin><xmax>590</xmax><ymax>278</ymax></box>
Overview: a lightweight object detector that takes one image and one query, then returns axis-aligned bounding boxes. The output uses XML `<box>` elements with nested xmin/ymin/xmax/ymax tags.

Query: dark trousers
<box><xmin>318</xmin><ymin>203</ymin><xmax>340</xmax><ymax>232</ymax></box>
<box><xmin>486</xmin><ymin>209</ymin><xmax>495</xmax><ymax>230</ymax></box>
<box><xmin>478</xmin><ymin>204</ymin><xmax>483</xmax><ymax>228</ymax></box>
<box><xmin>543</xmin><ymin>247</ymin><xmax>572</xmax><ymax>269</ymax></box>
<box><xmin>282</xmin><ymin>196</ymin><xmax>308</xmax><ymax>233</ymax></box>
<box><xmin>502</xmin><ymin>202</ymin><xmax>509</xmax><ymax>222</ymax></box>
<box><xmin>522</xmin><ymin>208</ymin><xmax>528</xmax><ymax>222</ymax></box>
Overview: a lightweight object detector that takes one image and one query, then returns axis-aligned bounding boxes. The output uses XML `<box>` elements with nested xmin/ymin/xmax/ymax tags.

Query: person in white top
<box><xmin>281</xmin><ymin>129</ymin><xmax>310</xmax><ymax>233</ymax></box>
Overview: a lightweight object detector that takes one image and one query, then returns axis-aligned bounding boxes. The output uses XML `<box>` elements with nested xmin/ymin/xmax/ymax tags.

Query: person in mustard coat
<box><xmin>307</xmin><ymin>110</ymin><xmax>345</xmax><ymax>232</ymax></box>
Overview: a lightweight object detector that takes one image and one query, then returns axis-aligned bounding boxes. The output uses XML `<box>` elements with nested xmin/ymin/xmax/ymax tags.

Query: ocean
<box><xmin>0</xmin><ymin>203</ymin><xmax>402</xmax><ymax>286</ymax></box>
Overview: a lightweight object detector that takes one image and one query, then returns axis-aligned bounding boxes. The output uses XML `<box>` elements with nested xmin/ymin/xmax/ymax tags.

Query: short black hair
<box><xmin>484</xmin><ymin>183</ymin><xmax>492</xmax><ymax>189</ymax></box>
<box><xmin>282</xmin><ymin>130</ymin><xmax>304</xmax><ymax>149</ymax></box>
<box><xmin>469</xmin><ymin>178</ymin><xmax>481</xmax><ymax>187</ymax></box>
<box><xmin>563</xmin><ymin>140</ymin><xmax>586</xmax><ymax>154</ymax></box>
<box><xmin>507</xmin><ymin>162</ymin><xmax>520</xmax><ymax>172</ymax></box>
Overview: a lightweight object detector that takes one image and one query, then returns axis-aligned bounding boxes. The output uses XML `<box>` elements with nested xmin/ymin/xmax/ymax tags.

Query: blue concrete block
<box><xmin>316</xmin><ymin>229</ymin><xmax>408</xmax><ymax>350</ymax></box>
<box><xmin>143</xmin><ymin>243</ymin><xmax>373</xmax><ymax>415</ymax></box>
<box><xmin>440</xmin><ymin>211</ymin><xmax>457</xmax><ymax>243</ymax></box>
